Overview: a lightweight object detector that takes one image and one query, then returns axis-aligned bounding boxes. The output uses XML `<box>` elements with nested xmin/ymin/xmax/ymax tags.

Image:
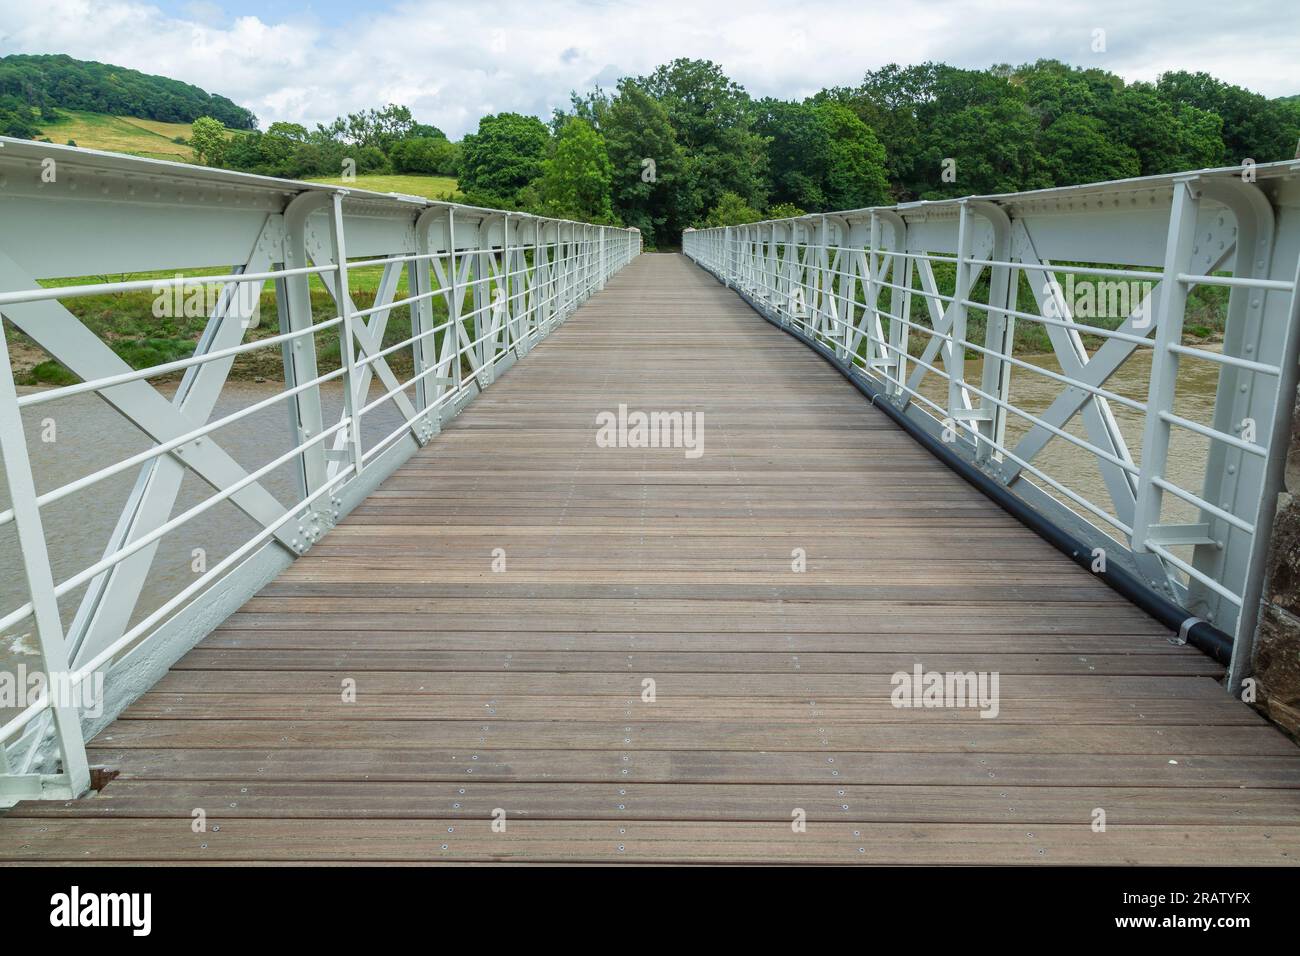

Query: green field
<box><xmin>33</xmin><ymin>110</ymin><xmax>208</xmax><ymax>160</ymax></box>
<box><xmin>306</xmin><ymin>173</ymin><xmax>460</xmax><ymax>200</ymax></box>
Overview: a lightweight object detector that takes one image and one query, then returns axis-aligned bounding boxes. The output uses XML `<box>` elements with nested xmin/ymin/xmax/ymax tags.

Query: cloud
<box><xmin>2</xmin><ymin>0</ymin><xmax>1297</xmax><ymax>137</ymax></box>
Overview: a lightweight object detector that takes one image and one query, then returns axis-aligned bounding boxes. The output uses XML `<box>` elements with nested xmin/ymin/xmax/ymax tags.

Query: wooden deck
<box><xmin>3</xmin><ymin>252</ymin><xmax>1298</xmax><ymax>865</ymax></box>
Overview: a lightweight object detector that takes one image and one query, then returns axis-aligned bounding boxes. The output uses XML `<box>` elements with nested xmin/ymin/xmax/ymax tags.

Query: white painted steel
<box><xmin>0</xmin><ymin>138</ymin><xmax>640</xmax><ymax>801</ymax></box>
<box><xmin>685</xmin><ymin>160</ymin><xmax>1300</xmax><ymax>693</ymax></box>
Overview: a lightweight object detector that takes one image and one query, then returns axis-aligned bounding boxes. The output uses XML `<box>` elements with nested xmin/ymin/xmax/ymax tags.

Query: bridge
<box><xmin>0</xmin><ymin>140</ymin><xmax>1299</xmax><ymax>864</ymax></box>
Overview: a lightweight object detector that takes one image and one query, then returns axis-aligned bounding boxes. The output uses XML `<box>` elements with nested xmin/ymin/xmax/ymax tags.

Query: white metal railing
<box><xmin>0</xmin><ymin>138</ymin><xmax>640</xmax><ymax>803</ymax></box>
<box><xmin>685</xmin><ymin>161</ymin><xmax>1300</xmax><ymax>691</ymax></box>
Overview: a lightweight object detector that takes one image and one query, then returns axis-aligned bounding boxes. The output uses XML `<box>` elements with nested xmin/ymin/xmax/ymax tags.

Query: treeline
<box><xmin>455</xmin><ymin>58</ymin><xmax>1300</xmax><ymax>247</ymax></box>
<box><xmin>22</xmin><ymin>52</ymin><xmax>1288</xmax><ymax>253</ymax></box>
<box><xmin>0</xmin><ymin>53</ymin><xmax>256</xmax><ymax>134</ymax></box>
<box><xmin>208</xmin><ymin>104</ymin><xmax>460</xmax><ymax>182</ymax></box>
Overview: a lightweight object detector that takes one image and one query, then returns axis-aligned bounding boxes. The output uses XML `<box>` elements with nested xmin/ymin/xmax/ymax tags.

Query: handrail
<box><xmin>684</xmin><ymin>161</ymin><xmax>1300</xmax><ymax>695</ymax></box>
<box><xmin>0</xmin><ymin>138</ymin><xmax>640</xmax><ymax>803</ymax></box>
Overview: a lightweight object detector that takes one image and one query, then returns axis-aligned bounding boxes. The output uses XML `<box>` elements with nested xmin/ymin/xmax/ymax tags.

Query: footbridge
<box><xmin>1</xmin><ymin>141</ymin><xmax>1299</xmax><ymax>864</ymax></box>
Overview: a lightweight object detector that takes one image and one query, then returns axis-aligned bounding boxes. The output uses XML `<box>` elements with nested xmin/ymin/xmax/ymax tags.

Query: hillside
<box><xmin>0</xmin><ymin>53</ymin><xmax>256</xmax><ymax>129</ymax></box>
<box><xmin>306</xmin><ymin>173</ymin><xmax>460</xmax><ymax>199</ymax></box>
<box><xmin>33</xmin><ymin>110</ymin><xmax>204</xmax><ymax>160</ymax></box>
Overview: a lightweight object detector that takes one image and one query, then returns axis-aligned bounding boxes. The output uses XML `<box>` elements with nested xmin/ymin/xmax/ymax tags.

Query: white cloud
<box><xmin>1</xmin><ymin>0</ymin><xmax>1296</xmax><ymax>137</ymax></box>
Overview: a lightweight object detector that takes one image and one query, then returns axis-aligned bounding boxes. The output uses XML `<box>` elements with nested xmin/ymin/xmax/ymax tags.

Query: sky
<box><xmin>2</xmin><ymin>0</ymin><xmax>1297</xmax><ymax>137</ymax></box>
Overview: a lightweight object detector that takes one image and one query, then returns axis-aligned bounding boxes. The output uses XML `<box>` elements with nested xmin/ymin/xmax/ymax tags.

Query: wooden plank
<box><xmin>92</xmin><ymin>718</ymin><xmax>1293</xmax><ymax>754</ymax></box>
<box><xmin>168</xmin><ymin>649</ymin><xmax>1223</xmax><ymax>676</ymax></box>
<box><xmin>196</xmin><ymin>630</ymin><xmax>1189</xmax><ymax>654</ymax></box>
<box><xmin>12</xmin><ymin>781</ymin><xmax>1300</xmax><ymax>826</ymax></box>
<box><xmin>86</xmin><ymin>746</ymin><xmax>1300</xmax><ymax>788</ymax></box>
<box><xmin>118</xmin><ymin>693</ymin><xmax>1269</xmax><ymax>726</ymax></box>
<box><xmin>2</xmin><ymin>818</ymin><xmax>1297</xmax><ymax>865</ymax></box>
<box><xmin>2</xmin><ymin>252</ymin><xmax>1295</xmax><ymax>866</ymax></box>
<box><xmin>150</xmin><ymin>670</ymin><xmax>1232</xmax><ymax>699</ymax></box>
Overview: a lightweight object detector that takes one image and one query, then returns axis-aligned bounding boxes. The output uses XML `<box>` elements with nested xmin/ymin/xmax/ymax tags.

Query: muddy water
<box><xmin>913</xmin><ymin>346</ymin><xmax>1224</xmax><ymax>537</ymax></box>
<box><xmin>0</xmin><ymin>381</ymin><xmax>405</xmax><ymax>730</ymax></box>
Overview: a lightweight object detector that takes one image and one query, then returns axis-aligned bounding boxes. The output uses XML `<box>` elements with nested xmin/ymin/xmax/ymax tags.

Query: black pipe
<box><xmin>696</xmin><ymin>261</ymin><xmax>1234</xmax><ymax>666</ymax></box>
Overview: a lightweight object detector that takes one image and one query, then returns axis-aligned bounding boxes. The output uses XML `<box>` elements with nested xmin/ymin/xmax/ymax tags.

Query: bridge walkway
<box><xmin>1</xmin><ymin>253</ymin><xmax>1298</xmax><ymax>864</ymax></box>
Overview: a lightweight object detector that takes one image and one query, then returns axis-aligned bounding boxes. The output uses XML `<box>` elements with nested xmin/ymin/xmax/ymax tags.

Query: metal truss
<box><xmin>686</xmin><ymin>160</ymin><xmax>1300</xmax><ymax>693</ymax></box>
<box><xmin>0</xmin><ymin>139</ymin><xmax>639</xmax><ymax>802</ymax></box>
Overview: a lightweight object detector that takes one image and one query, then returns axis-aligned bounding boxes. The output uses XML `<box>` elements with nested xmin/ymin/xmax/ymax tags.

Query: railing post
<box><xmin>0</xmin><ymin>321</ymin><xmax>90</xmax><ymax>800</ymax></box>
<box><xmin>411</xmin><ymin>205</ymin><xmax>443</xmax><ymax>440</ymax></box>
<box><xmin>863</xmin><ymin>212</ymin><xmax>883</xmax><ymax>369</ymax></box>
<box><xmin>1133</xmin><ymin>178</ymin><xmax>1202</xmax><ymax>556</ymax></box>
<box><xmin>328</xmin><ymin>191</ymin><xmax>365</xmax><ymax>478</ymax></box>
<box><xmin>972</xmin><ymin>201</ymin><xmax>1015</xmax><ymax>463</ymax></box>
<box><xmin>947</xmin><ymin>200</ymin><xmax>974</xmax><ymax>428</ymax></box>
<box><xmin>878</xmin><ymin>210</ymin><xmax>911</xmax><ymax>400</ymax></box>
<box><xmin>280</xmin><ymin>191</ymin><xmax>334</xmax><ymax>528</ymax></box>
<box><xmin>446</xmin><ymin>207</ymin><xmax>464</xmax><ymax>397</ymax></box>
<box><xmin>599</xmin><ymin>227</ymin><xmax>608</xmax><ymax>290</ymax></box>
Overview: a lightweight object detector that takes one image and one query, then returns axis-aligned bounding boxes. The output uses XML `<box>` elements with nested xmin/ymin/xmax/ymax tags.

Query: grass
<box><xmin>876</xmin><ymin>260</ymin><xmax>1231</xmax><ymax>357</ymax></box>
<box><xmin>305</xmin><ymin>173</ymin><xmax>461</xmax><ymax>200</ymax></box>
<box><xmin>10</xmin><ymin>264</ymin><xmax>503</xmax><ymax>386</ymax></box>
<box><xmin>32</xmin><ymin>110</ymin><xmax>211</xmax><ymax>160</ymax></box>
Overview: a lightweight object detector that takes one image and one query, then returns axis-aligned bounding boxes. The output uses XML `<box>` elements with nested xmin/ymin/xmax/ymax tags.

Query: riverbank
<box><xmin>7</xmin><ymin>261</ymin><xmax>1230</xmax><ymax>385</ymax></box>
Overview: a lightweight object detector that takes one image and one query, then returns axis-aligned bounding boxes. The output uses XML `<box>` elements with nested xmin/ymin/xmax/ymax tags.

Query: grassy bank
<box><xmin>12</xmin><ymin>264</ymin><xmax>463</xmax><ymax>387</ymax></box>
<box><xmin>9</xmin><ymin>257</ymin><xmax>1229</xmax><ymax>389</ymax></box>
<box><xmin>306</xmin><ymin>173</ymin><xmax>461</xmax><ymax>200</ymax></box>
<box><xmin>33</xmin><ymin>110</ymin><xmax>219</xmax><ymax>160</ymax></box>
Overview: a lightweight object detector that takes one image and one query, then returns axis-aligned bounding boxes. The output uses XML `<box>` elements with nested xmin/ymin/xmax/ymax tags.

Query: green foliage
<box><xmin>821</xmin><ymin>59</ymin><xmax>1290</xmax><ymax>201</ymax></box>
<box><xmin>459</xmin><ymin>112</ymin><xmax>551</xmax><ymax>205</ymax></box>
<box><xmin>766</xmin><ymin>202</ymin><xmax>805</xmax><ymax>219</ymax></box>
<box><xmin>315</xmin><ymin>104</ymin><xmax>427</xmax><ymax>154</ymax></box>
<box><xmin>389</xmin><ymin>136</ymin><xmax>460</xmax><ymax>176</ymax></box>
<box><xmin>1036</xmin><ymin>113</ymin><xmax>1140</xmax><ymax>185</ymax></box>
<box><xmin>704</xmin><ymin>192</ymin><xmax>763</xmax><ymax>227</ymax></box>
<box><xmin>1157</xmin><ymin>71</ymin><xmax>1300</xmax><ymax>165</ymax></box>
<box><xmin>223</xmin><ymin>125</ymin><xmax>389</xmax><ymax>179</ymax></box>
<box><xmin>0</xmin><ymin>93</ymin><xmax>41</xmax><ymax>137</ymax></box>
<box><xmin>601</xmin><ymin>80</ymin><xmax>684</xmax><ymax>247</ymax></box>
<box><xmin>0</xmin><ymin>53</ymin><xmax>256</xmax><ymax>129</ymax></box>
<box><xmin>28</xmin><ymin>360</ymin><xmax>78</xmax><ymax>386</ymax></box>
<box><xmin>15</xmin><ymin>51</ymin><xmax>1289</xmax><ymax>248</ymax></box>
<box><xmin>638</xmin><ymin>59</ymin><xmax>770</xmax><ymax>227</ymax></box>
<box><xmin>189</xmin><ymin>116</ymin><xmax>228</xmax><ymax>167</ymax></box>
<box><xmin>534</xmin><ymin>118</ymin><xmax>614</xmax><ymax>221</ymax></box>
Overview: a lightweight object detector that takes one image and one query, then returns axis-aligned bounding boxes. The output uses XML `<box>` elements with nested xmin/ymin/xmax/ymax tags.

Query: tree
<box><xmin>459</xmin><ymin>112</ymin><xmax>551</xmax><ymax>206</ymax></box>
<box><xmin>0</xmin><ymin>53</ymin><xmax>257</xmax><ymax>129</ymax></box>
<box><xmin>703</xmin><ymin>192</ymin><xmax>763</xmax><ymax>227</ymax></box>
<box><xmin>754</xmin><ymin>99</ymin><xmax>889</xmax><ymax>211</ymax></box>
<box><xmin>820</xmin><ymin>62</ymin><xmax>943</xmax><ymax>198</ymax></box>
<box><xmin>1157</xmin><ymin>71</ymin><xmax>1300</xmax><ymax>164</ymax></box>
<box><xmin>189</xmin><ymin>116</ymin><xmax>228</xmax><ymax>168</ymax></box>
<box><xmin>390</xmin><ymin>136</ymin><xmax>461</xmax><ymax>175</ymax></box>
<box><xmin>1099</xmin><ymin>83</ymin><xmax>1224</xmax><ymax>175</ymax></box>
<box><xmin>533</xmin><ymin>118</ymin><xmax>614</xmax><ymax>221</ymax></box>
<box><xmin>753</xmin><ymin>99</ymin><xmax>826</xmax><ymax>209</ymax></box>
<box><xmin>766</xmin><ymin>202</ymin><xmax>805</xmax><ymax>219</ymax></box>
<box><xmin>639</xmin><ymin>59</ymin><xmax>769</xmax><ymax>225</ymax></box>
<box><xmin>1035</xmin><ymin>113</ymin><xmax>1140</xmax><ymax>185</ymax></box>
<box><xmin>316</xmin><ymin>104</ymin><xmax>420</xmax><ymax>153</ymax></box>
<box><xmin>603</xmin><ymin>80</ymin><xmax>684</xmax><ymax>246</ymax></box>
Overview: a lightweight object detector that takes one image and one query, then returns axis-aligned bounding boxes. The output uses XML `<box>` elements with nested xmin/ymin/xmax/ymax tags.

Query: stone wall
<box><xmin>1253</xmin><ymin>385</ymin><xmax>1300</xmax><ymax>735</ymax></box>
